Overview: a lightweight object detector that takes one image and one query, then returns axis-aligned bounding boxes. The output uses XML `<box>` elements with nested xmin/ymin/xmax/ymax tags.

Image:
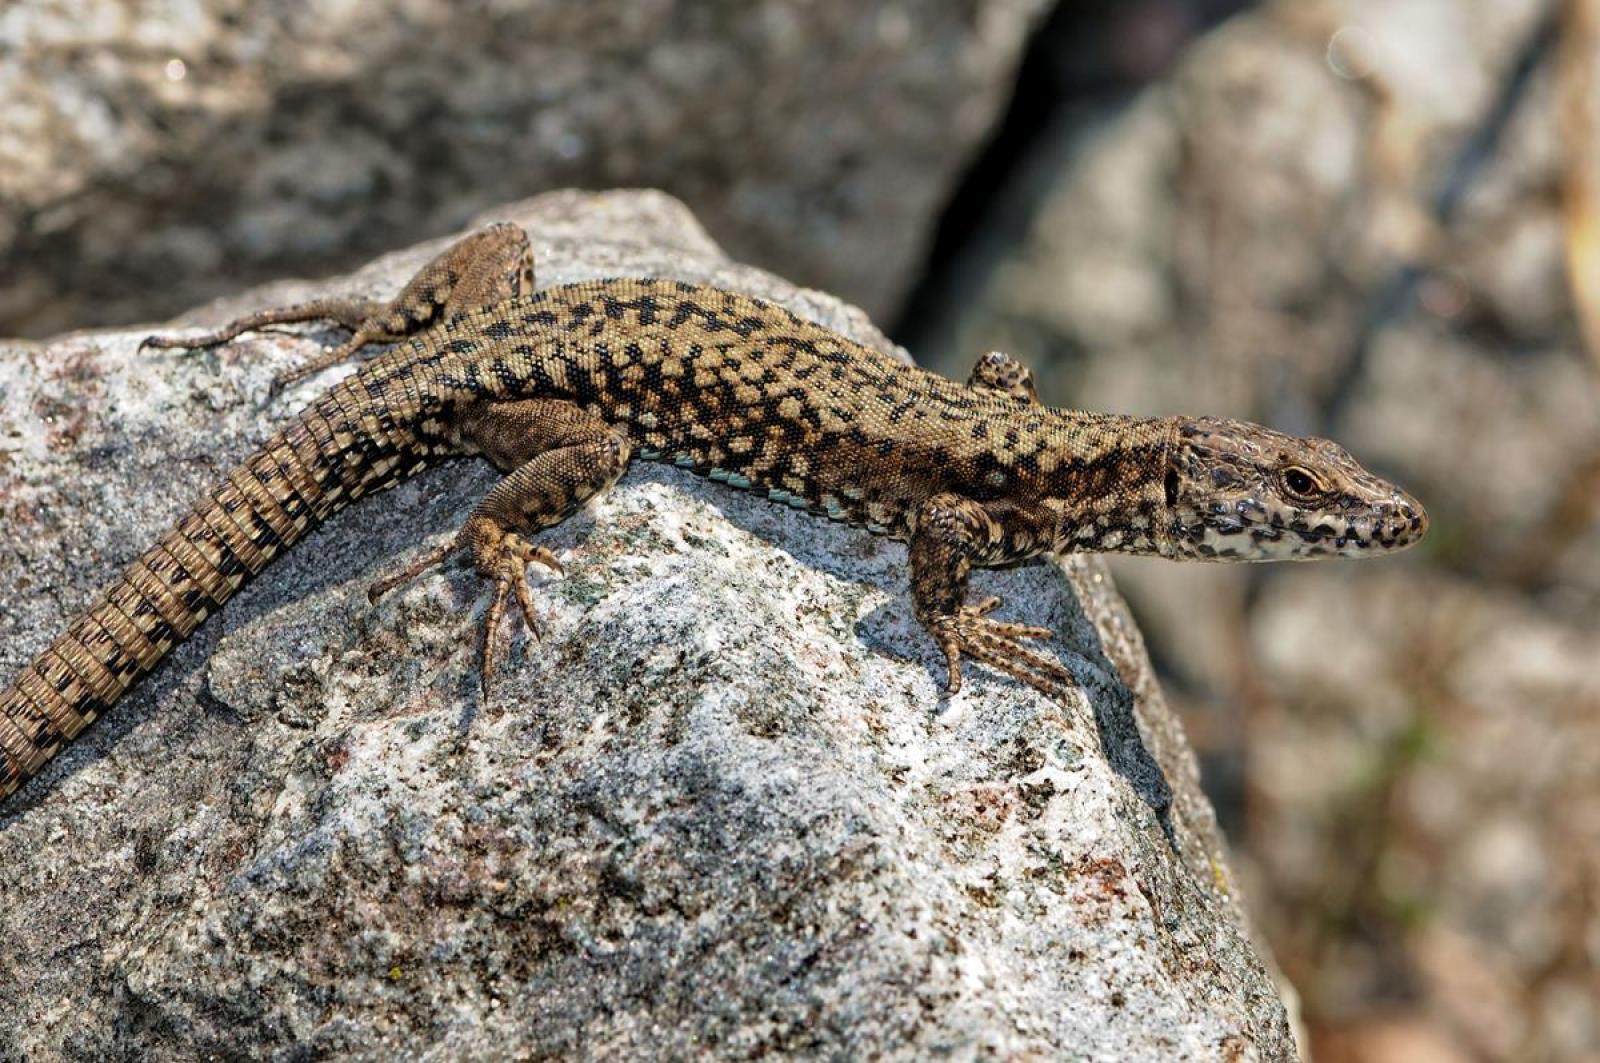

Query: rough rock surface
<box><xmin>0</xmin><ymin>0</ymin><xmax>1046</xmax><ymax>338</ymax></box>
<box><xmin>0</xmin><ymin>191</ymin><xmax>1295</xmax><ymax>1060</ymax></box>
<box><xmin>907</xmin><ymin>2</ymin><xmax>1600</xmax><ymax>1059</ymax></box>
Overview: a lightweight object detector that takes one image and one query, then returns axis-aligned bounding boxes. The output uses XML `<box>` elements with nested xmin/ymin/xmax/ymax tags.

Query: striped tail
<box><xmin>0</xmin><ymin>384</ymin><xmax>415</xmax><ymax>804</ymax></box>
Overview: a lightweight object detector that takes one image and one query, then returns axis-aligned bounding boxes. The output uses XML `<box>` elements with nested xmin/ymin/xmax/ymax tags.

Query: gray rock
<box><xmin>0</xmin><ymin>191</ymin><xmax>1295</xmax><ymax>1060</ymax></box>
<box><xmin>0</xmin><ymin>0</ymin><xmax>1047</xmax><ymax>338</ymax></box>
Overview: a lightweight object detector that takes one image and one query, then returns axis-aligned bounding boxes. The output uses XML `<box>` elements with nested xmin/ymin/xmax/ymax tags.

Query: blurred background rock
<box><xmin>905</xmin><ymin>1</ymin><xmax>1600</xmax><ymax>1060</ymax></box>
<box><xmin>4</xmin><ymin>0</ymin><xmax>1596</xmax><ymax>1060</ymax></box>
<box><xmin>0</xmin><ymin>0</ymin><xmax>1047</xmax><ymax>334</ymax></box>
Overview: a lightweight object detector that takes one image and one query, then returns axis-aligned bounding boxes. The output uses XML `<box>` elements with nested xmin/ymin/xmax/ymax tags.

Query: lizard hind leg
<box><xmin>142</xmin><ymin>222</ymin><xmax>537</xmax><ymax>390</ymax></box>
<box><xmin>275</xmin><ymin>221</ymin><xmax>536</xmax><ymax>390</ymax></box>
<box><xmin>368</xmin><ymin>398</ymin><xmax>631</xmax><ymax>698</ymax></box>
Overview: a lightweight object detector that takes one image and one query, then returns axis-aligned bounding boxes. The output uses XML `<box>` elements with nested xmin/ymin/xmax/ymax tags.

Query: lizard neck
<box><xmin>1041</xmin><ymin>413</ymin><xmax>1177</xmax><ymax>559</ymax></box>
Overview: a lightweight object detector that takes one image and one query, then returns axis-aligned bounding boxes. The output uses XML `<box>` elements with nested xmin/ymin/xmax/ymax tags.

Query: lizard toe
<box><xmin>969</xmin><ymin>595</ymin><xmax>1002</xmax><ymax>618</ymax></box>
<box><xmin>368</xmin><ymin>538</ymin><xmax>458</xmax><ymax>603</ymax></box>
<box><xmin>479</xmin><ymin>576</ymin><xmax>513</xmax><ymax>699</ymax></box>
<box><xmin>504</xmin><ymin>533</ymin><xmax>564</xmax><ymax>577</ymax></box>
<box><xmin>959</xmin><ymin>598</ymin><xmax>1053</xmax><ymax>642</ymax></box>
<box><xmin>271</xmin><ymin>335</ymin><xmax>364</xmax><ymax>391</ymax></box>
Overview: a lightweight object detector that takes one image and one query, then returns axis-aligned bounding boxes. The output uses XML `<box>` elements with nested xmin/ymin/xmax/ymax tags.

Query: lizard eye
<box><xmin>1280</xmin><ymin>465</ymin><xmax>1324</xmax><ymax>501</ymax></box>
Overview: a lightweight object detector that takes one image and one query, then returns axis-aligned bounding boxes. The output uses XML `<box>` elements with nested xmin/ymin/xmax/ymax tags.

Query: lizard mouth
<box><xmin>1178</xmin><ymin>496</ymin><xmax>1427</xmax><ymax>560</ymax></box>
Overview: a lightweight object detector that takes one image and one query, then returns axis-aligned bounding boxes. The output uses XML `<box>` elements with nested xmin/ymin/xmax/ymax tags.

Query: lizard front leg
<box><xmin>369</xmin><ymin>398</ymin><xmax>631</xmax><ymax>697</ymax></box>
<box><xmin>909</xmin><ymin>494</ymin><xmax>1072</xmax><ymax>697</ymax></box>
<box><xmin>143</xmin><ymin>222</ymin><xmax>536</xmax><ymax>389</ymax></box>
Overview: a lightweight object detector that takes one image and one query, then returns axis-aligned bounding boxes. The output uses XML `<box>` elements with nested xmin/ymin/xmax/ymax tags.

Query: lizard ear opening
<box><xmin>1163</xmin><ymin>467</ymin><xmax>1179</xmax><ymax>508</ymax></box>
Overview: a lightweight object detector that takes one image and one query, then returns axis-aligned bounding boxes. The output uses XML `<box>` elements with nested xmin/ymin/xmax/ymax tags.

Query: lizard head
<box><xmin>1159</xmin><ymin>417</ymin><xmax>1427</xmax><ymax>561</ymax></box>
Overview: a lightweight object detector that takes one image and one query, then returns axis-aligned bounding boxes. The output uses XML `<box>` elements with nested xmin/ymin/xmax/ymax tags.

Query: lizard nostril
<box><xmin>1393</xmin><ymin>495</ymin><xmax>1427</xmax><ymax>542</ymax></box>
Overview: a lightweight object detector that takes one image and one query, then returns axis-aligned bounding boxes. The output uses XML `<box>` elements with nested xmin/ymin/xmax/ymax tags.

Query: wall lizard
<box><xmin>0</xmin><ymin>223</ymin><xmax>1427</xmax><ymax>804</ymax></box>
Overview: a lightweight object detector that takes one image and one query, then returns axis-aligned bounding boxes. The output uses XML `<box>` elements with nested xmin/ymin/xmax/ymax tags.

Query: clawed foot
<box><xmin>475</xmin><ymin>534</ymin><xmax>563</xmax><ymax>697</ymax></box>
<box><xmin>931</xmin><ymin>595</ymin><xmax>1073</xmax><ymax>697</ymax></box>
<box><xmin>367</xmin><ymin>531</ymin><xmax>563</xmax><ymax>699</ymax></box>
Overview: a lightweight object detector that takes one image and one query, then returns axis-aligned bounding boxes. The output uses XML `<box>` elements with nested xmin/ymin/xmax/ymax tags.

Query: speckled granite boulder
<box><xmin>0</xmin><ymin>191</ymin><xmax>1296</xmax><ymax>1060</ymax></box>
<box><xmin>0</xmin><ymin>0</ymin><xmax>1046</xmax><ymax>338</ymax></box>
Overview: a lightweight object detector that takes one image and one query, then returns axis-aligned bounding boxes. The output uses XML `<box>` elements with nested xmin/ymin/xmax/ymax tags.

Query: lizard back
<box><xmin>393</xmin><ymin>279</ymin><xmax>1170</xmax><ymax>538</ymax></box>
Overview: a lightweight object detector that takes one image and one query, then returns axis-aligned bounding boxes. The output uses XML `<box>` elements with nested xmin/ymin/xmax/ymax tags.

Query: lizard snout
<box><xmin>1374</xmin><ymin>490</ymin><xmax>1428</xmax><ymax>551</ymax></box>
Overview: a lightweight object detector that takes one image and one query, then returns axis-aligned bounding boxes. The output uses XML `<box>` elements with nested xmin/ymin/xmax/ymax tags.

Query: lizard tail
<box><xmin>0</xmin><ymin>384</ymin><xmax>416</xmax><ymax>804</ymax></box>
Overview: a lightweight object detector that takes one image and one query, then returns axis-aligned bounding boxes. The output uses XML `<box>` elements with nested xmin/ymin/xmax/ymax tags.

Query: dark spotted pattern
<box><xmin>0</xmin><ymin>226</ymin><xmax>1428</xmax><ymax>804</ymax></box>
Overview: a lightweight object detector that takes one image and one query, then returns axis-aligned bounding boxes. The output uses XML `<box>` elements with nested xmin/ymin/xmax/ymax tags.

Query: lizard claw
<box><xmin>931</xmin><ymin>598</ymin><xmax>1071</xmax><ymax>698</ymax></box>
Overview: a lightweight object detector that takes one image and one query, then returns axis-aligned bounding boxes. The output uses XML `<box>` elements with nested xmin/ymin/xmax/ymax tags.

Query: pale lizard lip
<box><xmin>1204</xmin><ymin>511</ymin><xmax>1423</xmax><ymax>549</ymax></box>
